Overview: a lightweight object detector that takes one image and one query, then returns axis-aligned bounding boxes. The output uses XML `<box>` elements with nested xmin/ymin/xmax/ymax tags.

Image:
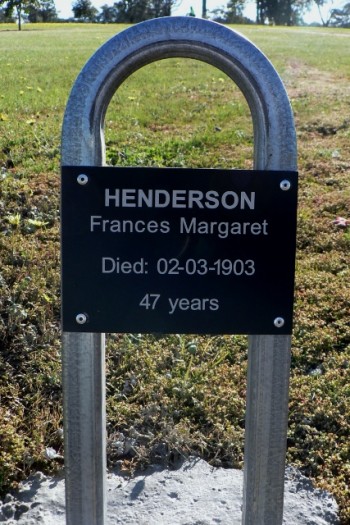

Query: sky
<box><xmin>55</xmin><ymin>0</ymin><xmax>344</xmax><ymax>24</ymax></box>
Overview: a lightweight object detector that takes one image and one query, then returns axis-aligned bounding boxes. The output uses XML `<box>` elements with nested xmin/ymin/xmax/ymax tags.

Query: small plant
<box><xmin>6</xmin><ymin>213</ymin><xmax>21</xmax><ymax>228</ymax></box>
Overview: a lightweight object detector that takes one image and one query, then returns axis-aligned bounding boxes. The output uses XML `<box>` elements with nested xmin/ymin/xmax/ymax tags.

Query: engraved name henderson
<box><xmin>89</xmin><ymin>188</ymin><xmax>269</xmax><ymax>239</ymax></box>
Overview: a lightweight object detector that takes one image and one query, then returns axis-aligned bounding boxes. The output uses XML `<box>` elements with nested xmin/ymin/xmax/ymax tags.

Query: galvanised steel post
<box><xmin>61</xmin><ymin>17</ymin><xmax>297</xmax><ymax>525</ymax></box>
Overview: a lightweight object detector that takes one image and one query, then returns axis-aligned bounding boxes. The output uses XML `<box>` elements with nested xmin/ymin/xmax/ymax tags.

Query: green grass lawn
<box><xmin>1</xmin><ymin>22</ymin><xmax>350</xmax><ymax>522</ymax></box>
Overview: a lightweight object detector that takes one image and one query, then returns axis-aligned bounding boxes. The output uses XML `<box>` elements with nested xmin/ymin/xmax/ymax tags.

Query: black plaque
<box><xmin>61</xmin><ymin>166</ymin><xmax>298</xmax><ymax>334</ymax></box>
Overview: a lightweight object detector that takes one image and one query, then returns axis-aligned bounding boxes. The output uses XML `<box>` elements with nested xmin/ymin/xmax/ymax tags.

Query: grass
<box><xmin>105</xmin><ymin>59</ymin><xmax>253</xmax><ymax>169</ymax></box>
<box><xmin>0</xmin><ymin>22</ymin><xmax>350</xmax><ymax>523</ymax></box>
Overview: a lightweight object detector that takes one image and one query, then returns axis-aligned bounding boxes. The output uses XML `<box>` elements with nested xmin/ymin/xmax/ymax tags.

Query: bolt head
<box><xmin>274</xmin><ymin>317</ymin><xmax>285</xmax><ymax>328</ymax></box>
<box><xmin>76</xmin><ymin>313</ymin><xmax>88</xmax><ymax>325</ymax></box>
<box><xmin>77</xmin><ymin>174</ymin><xmax>88</xmax><ymax>185</ymax></box>
<box><xmin>280</xmin><ymin>180</ymin><xmax>291</xmax><ymax>191</ymax></box>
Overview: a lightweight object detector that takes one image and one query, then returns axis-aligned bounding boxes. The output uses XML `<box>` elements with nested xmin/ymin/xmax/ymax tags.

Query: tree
<box><xmin>150</xmin><ymin>0</ymin><xmax>173</xmax><ymax>17</ymax></box>
<box><xmin>215</xmin><ymin>0</ymin><xmax>308</xmax><ymax>25</ymax></box>
<box><xmin>27</xmin><ymin>0</ymin><xmax>57</xmax><ymax>21</ymax></box>
<box><xmin>110</xmin><ymin>0</ymin><xmax>175</xmax><ymax>22</ymax></box>
<box><xmin>0</xmin><ymin>5</ymin><xmax>14</xmax><ymax>20</ymax></box>
<box><xmin>329</xmin><ymin>2</ymin><xmax>350</xmax><ymax>26</ymax></box>
<box><xmin>113</xmin><ymin>0</ymin><xmax>147</xmax><ymax>22</ymax></box>
<box><xmin>255</xmin><ymin>0</ymin><xmax>309</xmax><ymax>25</ymax></box>
<box><xmin>0</xmin><ymin>0</ymin><xmax>40</xmax><ymax>29</ymax></box>
<box><xmin>72</xmin><ymin>0</ymin><xmax>98</xmax><ymax>21</ymax></box>
<box><xmin>98</xmin><ymin>3</ymin><xmax>118</xmax><ymax>22</ymax></box>
<box><xmin>312</xmin><ymin>0</ymin><xmax>329</xmax><ymax>25</ymax></box>
<box><xmin>211</xmin><ymin>0</ymin><xmax>249</xmax><ymax>23</ymax></box>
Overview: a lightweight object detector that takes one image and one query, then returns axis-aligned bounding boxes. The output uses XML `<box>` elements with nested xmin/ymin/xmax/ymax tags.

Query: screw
<box><xmin>77</xmin><ymin>174</ymin><xmax>88</xmax><ymax>185</ymax></box>
<box><xmin>274</xmin><ymin>317</ymin><xmax>285</xmax><ymax>328</ymax></box>
<box><xmin>76</xmin><ymin>313</ymin><xmax>88</xmax><ymax>325</ymax></box>
<box><xmin>280</xmin><ymin>180</ymin><xmax>291</xmax><ymax>191</ymax></box>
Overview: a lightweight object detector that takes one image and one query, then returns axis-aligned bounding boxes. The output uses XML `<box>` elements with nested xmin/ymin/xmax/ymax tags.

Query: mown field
<box><xmin>0</xmin><ymin>22</ymin><xmax>349</xmax><ymax>522</ymax></box>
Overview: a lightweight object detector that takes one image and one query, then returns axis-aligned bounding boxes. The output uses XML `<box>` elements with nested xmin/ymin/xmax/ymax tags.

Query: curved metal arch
<box><xmin>62</xmin><ymin>16</ymin><xmax>296</xmax><ymax>171</ymax></box>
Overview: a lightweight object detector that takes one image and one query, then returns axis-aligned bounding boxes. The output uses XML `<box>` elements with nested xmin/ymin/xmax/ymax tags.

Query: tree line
<box><xmin>0</xmin><ymin>0</ymin><xmax>349</xmax><ymax>28</ymax></box>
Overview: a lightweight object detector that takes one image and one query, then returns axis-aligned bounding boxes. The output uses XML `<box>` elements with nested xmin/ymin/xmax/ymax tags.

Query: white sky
<box><xmin>55</xmin><ymin>0</ymin><xmax>344</xmax><ymax>24</ymax></box>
